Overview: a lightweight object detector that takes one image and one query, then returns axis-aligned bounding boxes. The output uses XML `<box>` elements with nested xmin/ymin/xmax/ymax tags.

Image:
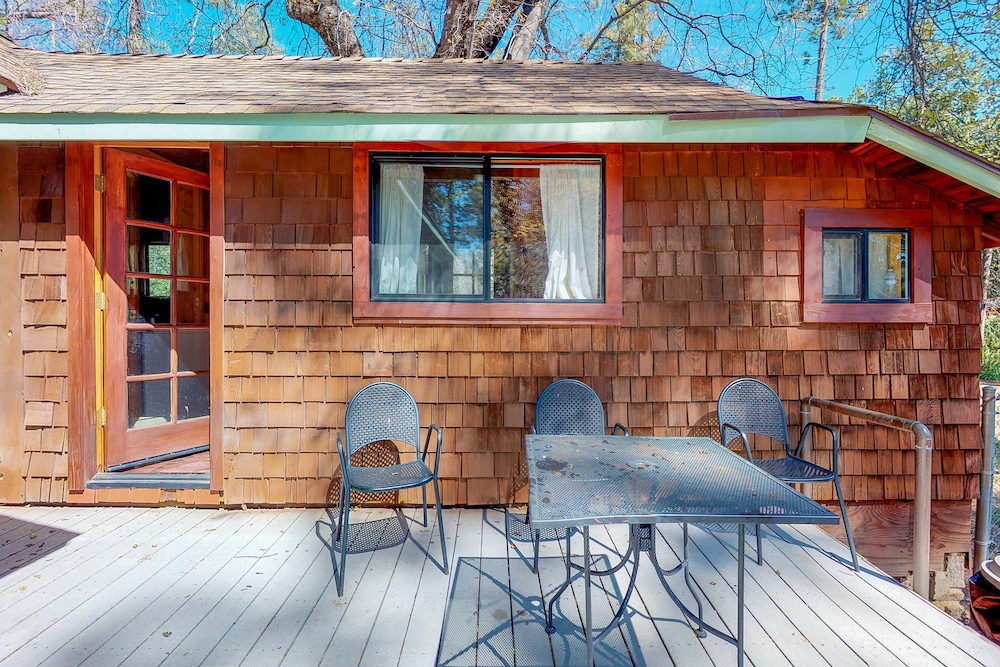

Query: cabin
<box><xmin>0</xmin><ymin>37</ymin><xmax>999</xmax><ymax>579</ymax></box>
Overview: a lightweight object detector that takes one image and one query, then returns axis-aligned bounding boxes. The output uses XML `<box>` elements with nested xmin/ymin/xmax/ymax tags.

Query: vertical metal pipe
<box><xmin>912</xmin><ymin>423</ymin><xmax>933</xmax><ymax>599</ymax></box>
<box><xmin>975</xmin><ymin>385</ymin><xmax>997</xmax><ymax>570</ymax></box>
<box><xmin>803</xmin><ymin>396</ymin><xmax>933</xmax><ymax>598</ymax></box>
<box><xmin>800</xmin><ymin>403</ymin><xmax>813</xmax><ymax>498</ymax></box>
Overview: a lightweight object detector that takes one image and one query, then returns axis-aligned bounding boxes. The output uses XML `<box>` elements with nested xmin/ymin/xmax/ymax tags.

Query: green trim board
<box><xmin>0</xmin><ymin>112</ymin><xmax>871</xmax><ymax>144</ymax></box>
<box><xmin>0</xmin><ymin>109</ymin><xmax>997</xmax><ymax>201</ymax></box>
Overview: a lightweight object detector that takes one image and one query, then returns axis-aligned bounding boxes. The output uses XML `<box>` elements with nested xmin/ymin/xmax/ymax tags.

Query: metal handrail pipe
<box><xmin>803</xmin><ymin>396</ymin><xmax>932</xmax><ymax>600</ymax></box>
<box><xmin>975</xmin><ymin>386</ymin><xmax>996</xmax><ymax>571</ymax></box>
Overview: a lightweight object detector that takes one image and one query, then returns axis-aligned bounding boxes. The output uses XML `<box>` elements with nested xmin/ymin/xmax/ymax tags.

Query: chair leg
<box><xmin>422</xmin><ymin>486</ymin><xmax>429</xmax><ymax>527</ymax></box>
<box><xmin>833</xmin><ymin>476</ymin><xmax>860</xmax><ymax>571</ymax></box>
<box><xmin>433</xmin><ymin>478</ymin><xmax>448</xmax><ymax>573</ymax></box>
<box><xmin>335</xmin><ymin>482</ymin><xmax>347</xmax><ymax>541</ymax></box>
<box><xmin>756</xmin><ymin>523</ymin><xmax>763</xmax><ymax>565</ymax></box>
<box><xmin>337</xmin><ymin>487</ymin><xmax>351</xmax><ymax>596</ymax></box>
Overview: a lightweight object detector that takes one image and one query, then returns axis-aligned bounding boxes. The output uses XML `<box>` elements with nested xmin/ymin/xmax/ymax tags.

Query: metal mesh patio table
<box><xmin>525</xmin><ymin>434</ymin><xmax>840</xmax><ymax>667</ymax></box>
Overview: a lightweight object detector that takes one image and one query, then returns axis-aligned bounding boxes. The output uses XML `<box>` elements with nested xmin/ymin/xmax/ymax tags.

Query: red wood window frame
<box><xmin>802</xmin><ymin>208</ymin><xmax>932</xmax><ymax>324</ymax></box>
<box><xmin>352</xmin><ymin>142</ymin><xmax>624</xmax><ymax>325</ymax></box>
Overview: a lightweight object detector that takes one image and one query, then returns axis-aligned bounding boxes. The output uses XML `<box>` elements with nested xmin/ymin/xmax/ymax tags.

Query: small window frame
<box><xmin>803</xmin><ymin>208</ymin><xmax>932</xmax><ymax>324</ymax></box>
<box><xmin>353</xmin><ymin>142</ymin><xmax>623</xmax><ymax>325</ymax></box>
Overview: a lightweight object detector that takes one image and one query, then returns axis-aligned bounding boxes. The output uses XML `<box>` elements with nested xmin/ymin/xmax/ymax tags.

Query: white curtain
<box><xmin>376</xmin><ymin>163</ymin><xmax>424</xmax><ymax>294</ymax></box>
<box><xmin>539</xmin><ymin>164</ymin><xmax>600</xmax><ymax>300</ymax></box>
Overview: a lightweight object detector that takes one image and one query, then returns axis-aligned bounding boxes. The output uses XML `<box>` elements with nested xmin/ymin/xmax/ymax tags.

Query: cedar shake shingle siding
<box><xmin>213</xmin><ymin>141</ymin><xmax>982</xmax><ymax>509</ymax></box>
<box><xmin>19</xmin><ymin>143</ymin><xmax>68</xmax><ymax>503</ymax></box>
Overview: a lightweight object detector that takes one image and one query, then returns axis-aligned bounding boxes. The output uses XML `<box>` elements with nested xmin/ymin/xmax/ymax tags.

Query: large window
<box><xmin>353</xmin><ymin>144</ymin><xmax>623</xmax><ymax>325</ymax></box>
<box><xmin>371</xmin><ymin>155</ymin><xmax>603</xmax><ymax>302</ymax></box>
<box><xmin>803</xmin><ymin>208</ymin><xmax>931</xmax><ymax>323</ymax></box>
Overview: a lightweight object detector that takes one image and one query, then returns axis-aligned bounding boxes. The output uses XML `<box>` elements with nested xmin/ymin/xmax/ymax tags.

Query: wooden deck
<box><xmin>0</xmin><ymin>505</ymin><xmax>997</xmax><ymax>666</ymax></box>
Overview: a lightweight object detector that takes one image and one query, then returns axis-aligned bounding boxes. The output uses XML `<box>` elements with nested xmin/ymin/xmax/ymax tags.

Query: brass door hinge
<box><xmin>95</xmin><ymin>292</ymin><xmax>107</xmax><ymax>311</ymax></box>
<box><xmin>96</xmin><ymin>407</ymin><xmax>107</xmax><ymax>427</ymax></box>
<box><xmin>94</xmin><ymin>173</ymin><xmax>106</xmax><ymax>193</ymax></box>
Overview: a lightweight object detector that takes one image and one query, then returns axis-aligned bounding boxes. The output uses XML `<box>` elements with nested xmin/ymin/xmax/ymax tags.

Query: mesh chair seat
<box><xmin>349</xmin><ymin>459</ymin><xmax>434</xmax><ymax>493</ymax></box>
<box><xmin>754</xmin><ymin>457</ymin><xmax>835</xmax><ymax>483</ymax></box>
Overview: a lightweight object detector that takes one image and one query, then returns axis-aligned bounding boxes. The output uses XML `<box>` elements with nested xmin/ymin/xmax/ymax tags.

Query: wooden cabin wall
<box><xmin>12</xmin><ymin>143</ymin><xmax>68</xmax><ymax>504</ymax></box>
<box><xmin>219</xmin><ymin>142</ymin><xmax>983</xmax><ymax>510</ymax></box>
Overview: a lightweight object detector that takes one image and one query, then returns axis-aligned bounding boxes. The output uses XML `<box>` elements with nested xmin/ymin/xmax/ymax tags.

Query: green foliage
<box><xmin>582</xmin><ymin>1</ymin><xmax>666</xmax><ymax>62</ymax></box>
<box><xmin>982</xmin><ymin>313</ymin><xmax>1000</xmax><ymax>380</ymax></box>
<box><xmin>849</xmin><ymin>21</ymin><xmax>1000</xmax><ymax>163</ymax></box>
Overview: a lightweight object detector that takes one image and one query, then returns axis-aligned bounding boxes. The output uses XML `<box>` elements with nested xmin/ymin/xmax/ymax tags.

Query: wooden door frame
<box><xmin>67</xmin><ymin>142</ymin><xmax>224</xmax><ymax>492</ymax></box>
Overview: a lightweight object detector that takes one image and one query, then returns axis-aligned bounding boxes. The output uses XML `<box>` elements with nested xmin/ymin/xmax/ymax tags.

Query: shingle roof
<box><xmin>0</xmin><ymin>39</ymin><xmax>851</xmax><ymax>116</ymax></box>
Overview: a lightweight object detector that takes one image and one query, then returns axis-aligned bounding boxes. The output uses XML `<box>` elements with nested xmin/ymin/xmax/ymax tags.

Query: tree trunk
<box><xmin>127</xmin><ymin>0</ymin><xmax>144</xmax><ymax>54</ymax></box>
<box><xmin>505</xmin><ymin>0</ymin><xmax>545</xmax><ymax>60</ymax></box>
<box><xmin>435</xmin><ymin>0</ymin><xmax>524</xmax><ymax>59</ymax></box>
<box><xmin>814</xmin><ymin>0</ymin><xmax>829</xmax><ymax>100</ymax></box>
<box><xmin>286</xmin><ymin>0</ymin><xmax>364</xmax><ymax>57</ymax></box>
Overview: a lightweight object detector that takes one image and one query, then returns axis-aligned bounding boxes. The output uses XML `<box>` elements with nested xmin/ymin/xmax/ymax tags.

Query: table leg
<box><xmin>738</xmin><ymin>523</ymin><xmax>745</xmax><ymax>667</ymax></box>
<box><xmin>545</xmin><ymin>527</ymin><xmax>575</xmax><ymax>635</ymax></box>
<box><xmin>584</xmin><ymin>525</ymin><xmax>593</xmax><ymax>667</ymax></box>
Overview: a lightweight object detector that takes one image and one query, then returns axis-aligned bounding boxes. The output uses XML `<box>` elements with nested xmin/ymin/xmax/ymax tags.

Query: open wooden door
<box><xmin>103</xmin><ymin>149</ymin><xmax>212</xmax><ymax>471</ymax></box>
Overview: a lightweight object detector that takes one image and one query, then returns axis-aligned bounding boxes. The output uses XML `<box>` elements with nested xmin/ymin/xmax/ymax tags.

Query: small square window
<box><xmin>803</xmin><ymin>209</ymin><xmax>931</xmax><ymax>323</ymax></box>
<box><xmin>821</xmin><ymin>229</ymin><xmax>909</xmax><ymax>303</ymax></box>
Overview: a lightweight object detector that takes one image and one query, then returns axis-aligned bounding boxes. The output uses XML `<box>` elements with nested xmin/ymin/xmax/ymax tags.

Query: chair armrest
<box><xmin>424</xmin><ymin>424</ymin><xmax>444</xmax><ymax>477</ymax></box>
<box><xmin>611</xmin><ymin>423</ymin><xmax>630</xmax><ymax>436</ymax></box>
<box><xmin>798</xmin><ymin>422</ymin><xmax>839</xmax><ymax>473</ymax></box>
<box><xmin>529</xmin><ymin>424</ymin><xmax>537</xmax><ymax>434</ymax></box>
<box><xmin>335</xmin><ymin>432</ymin><xmax>351</xmax><ymax>487</ymax></box>
<box><xmin>720</xmin><ymin>422</ymin><xmax>754</xmax><ymax>460</ymax></box>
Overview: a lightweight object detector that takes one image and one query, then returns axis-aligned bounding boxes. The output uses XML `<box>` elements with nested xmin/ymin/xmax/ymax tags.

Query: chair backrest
<box><xmin>534</xmin><ymin>379</ymin><xmax>606</xmax><ymax>436</ymax></box>
<box><xmin>344</xmin><ymin>382</ymin><xmax>420</xmax><ymax>458</ymax></box>
<box><xmin>717</xmin><ymin>378</ymin><xmax>791</xmax><ymax>455</ymax></box>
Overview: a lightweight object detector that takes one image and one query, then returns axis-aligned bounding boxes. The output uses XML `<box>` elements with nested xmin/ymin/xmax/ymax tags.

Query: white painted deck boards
<box><xmin>0</xmin><ymin>505</ymin><xmax>996</xmax><ymax>667</ymax></box>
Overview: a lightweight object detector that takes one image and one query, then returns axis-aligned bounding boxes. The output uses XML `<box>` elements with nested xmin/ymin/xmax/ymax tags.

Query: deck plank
<box><xmin>157</xmin><ymin>509</ymin><xmax>313</xmax><ymax>667</ymax></box>
<box><xmin>359</xmin><ymin>506</ymin><xmax>455</xmax><ymax>667</ymax></box>
<box><xmin>0</xmin><ymin>508</ymin><xmax>197</xmax><ymax>658</ymax></box>
<box><xmin>782</xmin><ymin>524</ymin><xmax>995</xmax><ymax>666</ymax></box>
<box><xmin>768</xmin><ymin>525</ymin><xmax>962</xmax><ymax>666</ymax></box>
<box><xmin>197</xmin><ymin>510</ymin><xmax>331</xmax><ymax>666</ymax></box>
<box><xmin>121</xmin><ymin>509</ymin><xmax>302</xmax><ymax>666</ymax></box>
<box><xmin>686</xmin><ymin>525</ymin><xmax>837</xmax><ymax>667</ymax></box>
<box><xmin>602</xmin><ymin>524</ymin><xmax>716</xmax><ymax>667</ymax></box>
<box><xmin>74</xmin><ymin>508</ymin><xmax>254</xmax><ymax>667</ymax></box>
<box><xmin>395</xmin><ymin>506</ymin><xmax>462</xmax><ymax>666</ymax></box>
<box><xmin>745</xmin><ymin>525</ymin><xmax>904</xmax><ymax>667</ymax></box>
<box><xmin>1</xmin><ymin>507</ymin><xmax>999</xmax><ymax>667</ymax></box>
<box><xmin>277</xmin><ymin>507</ymin><xmax>385</xmax><ymax>666</ymax></box>
<box><xmin>319</xmin><ymin>508</ymin><xmax>429</xmax><ymax>666</ymax></box>
<box><xmin>25</xmin><ymin>509</ymin><xmax>219</xmax><ymax>667</ymax></box>
<box><xmin>0</xmin><ymin>506</ymin><xmax>130</xmax><ymax>584</ymax></box>
<box><xmin>231</xmin><ymin>509</ymin><xmax>337</xmax><ymax>667</ymax></box>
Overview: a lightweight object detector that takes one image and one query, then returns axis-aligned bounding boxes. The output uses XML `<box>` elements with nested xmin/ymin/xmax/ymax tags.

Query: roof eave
<box><xmin>0</xmin><ymin>110</ymin><xmax>872</xmax><ymax>144</ymax></box>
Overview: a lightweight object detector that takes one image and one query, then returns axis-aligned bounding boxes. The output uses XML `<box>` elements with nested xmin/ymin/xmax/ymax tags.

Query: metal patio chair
<box><xmin>334</xmin><ymin>382</ymin><xmax>448</xmax><ymax>595</ymax></box>
<box><xmin>717</xmin><ymin>377</ymin><xmax>859</xmax><ymax>571</ymax></box>
<box><xmin>525</xmin><ymin>378</ymin><xmax>628</xmax><ymax>572</ymax></box>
